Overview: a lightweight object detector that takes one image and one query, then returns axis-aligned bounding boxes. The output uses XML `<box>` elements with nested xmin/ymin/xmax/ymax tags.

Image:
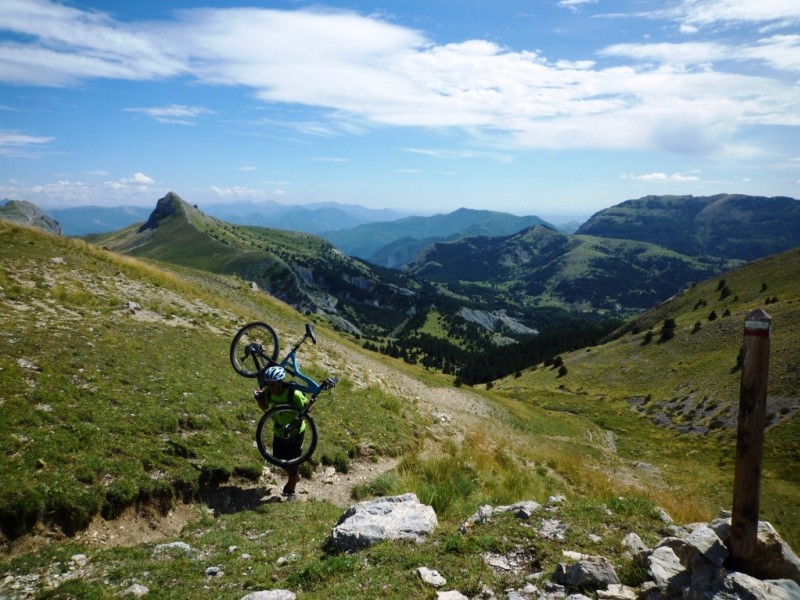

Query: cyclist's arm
<box><xmin>292</xmin><ymin>389</ymin><xmax>307</xmax><ymax>409</ymax></box>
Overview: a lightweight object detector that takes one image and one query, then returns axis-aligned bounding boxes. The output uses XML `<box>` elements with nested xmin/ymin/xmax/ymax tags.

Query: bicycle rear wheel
<box><xmin>230</xmin><ymin>322</ymin><xmax>279</xmax><ymax>378</ymax></box>
<box><xmin>255</xmin><ymin>405</ymin><xmax>318</xmax><ymax>468</ymax></box>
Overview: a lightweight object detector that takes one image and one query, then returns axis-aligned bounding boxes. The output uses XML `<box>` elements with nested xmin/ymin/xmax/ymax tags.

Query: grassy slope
<box><xmin>1</xmin><ymin>222</ymin><xmax>797</xmax><ymax>598</ymax></box>
<box><xmin>0</xmin><ymin>222</ymin><xmax>421</xmax><ymax>538</ymax></box>
<box><xmin>494</xmin><ymin>247</ymin><xmax>800</xmax><ymax>545</ymax></box>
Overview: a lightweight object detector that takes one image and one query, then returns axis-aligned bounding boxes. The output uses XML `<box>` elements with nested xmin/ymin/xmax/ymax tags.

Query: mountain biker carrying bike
<box><xmin>253</xmin><ymin>365</ymin><xmax>306</xmax><ymax>500</ymax></box>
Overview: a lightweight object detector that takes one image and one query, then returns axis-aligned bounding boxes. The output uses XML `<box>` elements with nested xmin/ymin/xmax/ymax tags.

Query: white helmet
<box><xmin>262</xmin><ymin>365</ymin><xmax>285</xmax><ymax>382</ymax></box>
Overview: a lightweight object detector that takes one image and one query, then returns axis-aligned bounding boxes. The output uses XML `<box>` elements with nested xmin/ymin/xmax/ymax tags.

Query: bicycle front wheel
<box><xmin>230</xmin><ymin>322</ymin><xmax>279</xmax><ymax>378</ymax></box>
<box><xmin>255</xmin><ymin>405</ymin><xmax>318</xmax><ymax>468</ymax></box>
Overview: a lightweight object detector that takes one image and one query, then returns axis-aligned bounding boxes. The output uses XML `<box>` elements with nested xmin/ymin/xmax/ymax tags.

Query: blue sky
<box><xmin>1</xmin><ymin>0</ymin><xmax>798</xmax><ymax>219</ymax></box>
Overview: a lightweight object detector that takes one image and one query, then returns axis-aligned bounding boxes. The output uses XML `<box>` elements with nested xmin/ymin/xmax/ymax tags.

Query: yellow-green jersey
<box><xmin>267</xmin><ymin>388</ymin><xmax>307</xmax><ymax>436</ymax></box>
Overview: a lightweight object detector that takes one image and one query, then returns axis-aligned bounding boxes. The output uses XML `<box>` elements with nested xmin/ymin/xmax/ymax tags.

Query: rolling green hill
<box><xmin>0</xmin><ymin>220</ymin><xmax>797</xmax><ymax>598</ymax></box>
<box><xmin>0</xmin><ymin>219</ymin><xmax>423</xmax><ymax>542</ymax></box>
<box><xmin>576</xmin><ymin>194</ymin><xmax>800</xmax><ymax>261</ymax></box>
<box><xmin>407</xmin><ymin>224</ymin><xmax>739</xmax><ymax>314</ymax></box>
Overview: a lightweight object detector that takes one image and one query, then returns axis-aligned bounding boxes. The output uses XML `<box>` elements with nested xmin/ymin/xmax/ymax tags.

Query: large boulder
<box><xmin>330</xmin><ymin>493</ymin><xmax>437</xmax><ymax>552</ymax></box>
<box><xmin>644</xmin><ymin>519</ymin><xmax>800</xmax><ymax>599</ymax></box>
<box><xmin>710</xmin><ymin>517</ymin><xmax>800</xmax><ymax>583</ymax></box>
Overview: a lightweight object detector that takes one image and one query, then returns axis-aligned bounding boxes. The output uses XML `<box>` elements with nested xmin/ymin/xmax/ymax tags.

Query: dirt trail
<box><xmin>247</xmin><ymin>338</ymin><xmax>497</xmax><ymax>509</ymax></box>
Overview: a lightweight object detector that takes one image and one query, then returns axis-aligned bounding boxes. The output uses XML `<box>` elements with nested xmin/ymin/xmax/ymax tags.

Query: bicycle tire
<box><xmin>255</xmin><ymin>405</ymin><xmax>318</xmax><ymax>468</ymax></box>
<box><xmin>230</xmin><ymin>322</ymin><xmax>280</xmax><ymax>378</ymax></box>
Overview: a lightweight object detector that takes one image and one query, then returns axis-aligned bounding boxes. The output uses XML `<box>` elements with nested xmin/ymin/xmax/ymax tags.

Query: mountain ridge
<box><xmin>576</xmin><ymin>193</ymin><xmax>800</xmax><ymax>261</ymax></box>
<box><xmin>86</xmin><ymin>192</ymin><xmax>431</xmax><ymax>336</ymax></box>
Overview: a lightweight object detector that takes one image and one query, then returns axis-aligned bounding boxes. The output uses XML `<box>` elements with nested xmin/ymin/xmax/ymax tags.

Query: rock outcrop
<box><xmin>0</xmin><ymin>199</ymin><xmax>62</xmax><ymax>235</ymax></box>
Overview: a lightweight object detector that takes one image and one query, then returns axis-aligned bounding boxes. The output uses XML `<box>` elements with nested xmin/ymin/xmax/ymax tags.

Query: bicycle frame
<box><xmin>277</xmin><ymin>324</ymin><xmax>319</xmax><ymax>393</ymax></box>
<box><xmin>250</xmin><ymin>323</ymin><xmax>334</xmax><ymax>401</ymax></box>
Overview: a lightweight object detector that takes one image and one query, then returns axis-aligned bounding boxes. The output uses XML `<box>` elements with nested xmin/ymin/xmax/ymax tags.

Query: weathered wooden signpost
<box><xmin>729</xmin><ymin>308</ymin><xmax>772</xmax><ymax>573</ymax></box>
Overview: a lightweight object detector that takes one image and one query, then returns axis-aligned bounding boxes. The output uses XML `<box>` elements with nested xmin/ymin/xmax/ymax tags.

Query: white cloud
<box><xmin>558</xmin><ymin>0</ymin><xmax>598</xmax><ymax>12</ymax></box>
<box><xmin>210</xmin><ymin>185</ymin><xmax>270</xmax><ymax>200</ymax></box>
<box><xmin>601</xmin><ymin>36</ymin><xmax>800</xmax><ymax>73</ymax></box>
<box><xmin>0</xmin><ymin>1</ymin><xmax>798</xmax><ymax>159</ymax></box>
<box><xmin>126</xmin><ymin>172</ymin><xmax>155</xmax><ymax>185</ymax></box>
<box><xmin>125</xmin><ymin>104</ymin><xmax>214</xmax><ymax>125</ymax></box>
<box><xmin>740</xmin><ymin>35</ymin><xmax>800</xmax><ymax>73</ymax></box>
<box><xmin>0</xmin><ymin>0</ymin><xmax>184</xmax><ymax>85</ymax></box>
<box><xmin>673</xmin><ymin>0</ymin><xmax>800</xmax><ymax>29</ymax></box>
<box><xmin>0</xmin><ymin>129</ymin><xmax>54</xmax><ymax>155</ymax></box>
<box><xmin>403</xmin><ymin>147</ymin><xmax>513</xmax><ymax>162</ymax></box>
<box><xmin>622</xmin><ymin>172</ymin><xmax>700</xmax><ymax>182</ymax></box>
<box><xmin>0</xmin><ymin>176</ymin><xmax>164</xmax><ymax>207</ymax></box>
<box><xmin>600</xmin><ymin>41</ymin><xmax>725</xmax><ymax>65</ymax></box>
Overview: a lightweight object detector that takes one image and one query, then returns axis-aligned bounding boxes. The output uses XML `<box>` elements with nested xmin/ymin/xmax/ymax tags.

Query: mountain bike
<box><xmin>230</xmin><ymin>322</ymin><xmax>337</xmax><ymax>468</ymax></box>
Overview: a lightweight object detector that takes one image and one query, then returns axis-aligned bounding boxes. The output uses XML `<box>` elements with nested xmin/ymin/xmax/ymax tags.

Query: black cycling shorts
<box><xmin>273</xmin><ymin>432</ymin><xmax>304</xmax><ymax>474</ymax></box>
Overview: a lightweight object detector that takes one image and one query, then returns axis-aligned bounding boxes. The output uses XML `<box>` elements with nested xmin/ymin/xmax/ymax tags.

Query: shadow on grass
<box><xmin>205</xmin><ymin>485</ymin><xmax>282</xmax><ymax>514</ymax></box>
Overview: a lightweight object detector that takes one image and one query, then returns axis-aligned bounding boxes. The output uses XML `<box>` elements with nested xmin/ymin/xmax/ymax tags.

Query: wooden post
<box><xmin>729</xmin><ymin>308</ymin><xmax>772</xmax><ymax>573</ymax></box>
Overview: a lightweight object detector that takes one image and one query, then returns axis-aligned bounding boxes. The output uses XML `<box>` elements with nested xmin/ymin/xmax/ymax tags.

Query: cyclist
<box><xmin>253</xmin><ymin>365</ymin><xmax>307</xmax><ymax>500</ymax></box>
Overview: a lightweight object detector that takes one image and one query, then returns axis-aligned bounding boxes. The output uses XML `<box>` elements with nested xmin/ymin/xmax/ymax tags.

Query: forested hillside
<box><xmin>576</xmin><ymin>193</ymin><xmax>800</xmax><ymax>260</ymax></box>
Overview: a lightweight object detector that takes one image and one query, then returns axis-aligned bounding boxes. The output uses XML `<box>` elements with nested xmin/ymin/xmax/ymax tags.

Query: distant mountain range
<box><xmin>45</xmin><ymin>200</ymin><xmax>410</xmax><ymax>237</ymax></box>
<box><xmin>48</xmin><ymin>205</ymin><xmax>152</xmax><ymax>236</ymax></box>
<box><xmin>405</xmin><ymin>223</ymin><xmax>738</xmax><ymax>313</ymax></box>
<box><xmin>199</xmin><ymin>200</ymin><xmax>409</xmax><ymax>234</ymax></box>
<box><xmin>7</xmin><ymin>190</ymin><xmax>799</xmax><ymax>384</ymax></box>
<box><xmin>7</xmin><ymin>192</ymin><xmax>799</xmax><ymax>345</ymax></box>
<box><xmin>38</xmin><ymin>200</ymin><xmax>565</xmax><ymax>268</ymax></box>
<box><xmin>319</xmin><ymin>209</ymin><xmax>555</xmax><ymax>267</ymax></box>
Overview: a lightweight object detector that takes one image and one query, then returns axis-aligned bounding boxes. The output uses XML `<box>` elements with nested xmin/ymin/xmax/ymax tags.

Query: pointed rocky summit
<box><xmin>138</xmin><ymin>192</ymin><xmax>191</xmax><ymax>232</ymax></box>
